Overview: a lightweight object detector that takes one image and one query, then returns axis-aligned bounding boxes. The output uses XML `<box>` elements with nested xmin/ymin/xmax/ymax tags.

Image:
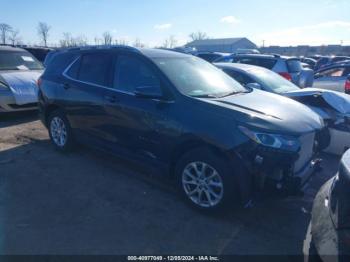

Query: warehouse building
<box><xmin>185</xmin><ymin>37</ymin><xmax>257</xmax><ymax>53</ymax></box>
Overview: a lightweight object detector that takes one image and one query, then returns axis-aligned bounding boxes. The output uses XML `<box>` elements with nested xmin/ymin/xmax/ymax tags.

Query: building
<box><xmin>185</xmin><ymin>38</ymin><xmax>257</xmax><ymax>53</ymax></box>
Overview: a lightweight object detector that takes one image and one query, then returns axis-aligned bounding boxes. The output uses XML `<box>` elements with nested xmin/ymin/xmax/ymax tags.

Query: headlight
<box><xmin>239</xmin><ymin>126</ymin><xmax>300</xmax><ymax>152</ymax></box>
<box><xmin>0</xmin><ymin>82</ymin><xmax>9</xmax><ymax>90</ymax></box>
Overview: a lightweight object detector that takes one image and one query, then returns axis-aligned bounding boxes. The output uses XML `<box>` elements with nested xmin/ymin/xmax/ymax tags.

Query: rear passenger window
<box><xmin>66</xmin><ymin>58</ymin><xmax>80</xmax><ymax>79</ymax></box>
<box><xmin>114</xmin><ymin>55</ymin><xmax>161</xmax><ymax>93</ymax></box>
<box><xmin>78</xmin><ymin>53</ymin><xmax>113</xmax><ymax>86</ymax></box>
<box><xmin>258</xmin><ymin>59</ymin><xmax>277</xmax><ymax>69</ymax></box>
<box><xmin>286</xmin><ymin>60</ymin><xmax>302</xmax><ymax>73</ymax></box>
<box><xmin>223</xmin><ymin>70</ymin><xmax>253</xmax><ymax>86</ymax></box>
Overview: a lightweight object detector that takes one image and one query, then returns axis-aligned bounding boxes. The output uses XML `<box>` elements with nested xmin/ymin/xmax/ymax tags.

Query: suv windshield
<box><xmin>249</xmin><ymin>68</ymin><xmax>300</xmax><ymax>93</ymax></box>
<box><xmin>0</xmin><ymin>51</ymin><xmax>44</xmax><ymax>71</ymax></box>
<box><xmin>153</xmin><ymin>57</ymin><xmax>247</xmax><ymax>98</ymax></box>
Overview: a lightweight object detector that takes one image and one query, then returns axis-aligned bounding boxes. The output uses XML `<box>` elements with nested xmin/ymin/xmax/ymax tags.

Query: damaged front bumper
<box><xmin>234</xmin><ymin>130</ymin><xmax>325</xmax><ymax>195</ymax></box>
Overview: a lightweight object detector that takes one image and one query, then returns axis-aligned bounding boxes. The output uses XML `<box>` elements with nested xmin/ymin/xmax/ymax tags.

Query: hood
<box><xmin>205</xmin><ymin>89</ymin><xmax>323</xmax><ymax>135</ymax></box>
<box><xmin>0</xmin><ymin>70</ymin><xmax>43</xmax><ymax>105</ymax></box>
<box><xmin>285</xmin><ymin>88</ymin><xmax>350</xmax><ymax>116</ymax></box>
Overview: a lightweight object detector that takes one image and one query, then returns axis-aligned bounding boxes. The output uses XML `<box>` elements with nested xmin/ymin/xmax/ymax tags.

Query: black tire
<box><xmin>48</xmin><ymin>110</ymin><xmax>75</xmax><ymax>152</ymax></box>
<box><xmin>175</xmin><ymin>147</ymin><xmax>239</xmax><ymax>212</ymax></box>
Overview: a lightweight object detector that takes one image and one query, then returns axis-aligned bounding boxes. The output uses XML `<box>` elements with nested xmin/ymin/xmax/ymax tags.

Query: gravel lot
<box><xmin>0</xmin><ymin>112</ymin><xmax>341</xmax><ymax>255</ymax></box>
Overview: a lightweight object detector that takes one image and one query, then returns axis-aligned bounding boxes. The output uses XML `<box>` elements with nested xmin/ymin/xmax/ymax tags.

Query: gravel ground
<box><xmin>0</xmin><ymin>112</ymin><xmax>341</xmax><ymax>255</ymax></box>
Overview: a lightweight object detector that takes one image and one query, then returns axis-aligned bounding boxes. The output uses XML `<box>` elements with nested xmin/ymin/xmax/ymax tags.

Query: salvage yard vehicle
<box><xmin>216</xmin><ymin>63</ymin><xmax>349</xmax><ymax>155</ymax></box>
<box><xmin>304</xmin><ymin>149</ymin><xmax>350</xmax><ymax>261</ymax></box>
<box><xmin>38</xmin><ymin>46</ymin><xmax>325</xmax><ymax>211</ymax></box>
<box><xmin>214</xmin><ymin>53</ymin><xmax>314</xmax><ymax>88</ymax></box>
<box><xmin>0</xmin><ymin>46</ymin><xmax>44</xmax><ymax>113</ymax></box>
<box><xmin>194</xmin><ymin>52</ymin><xmax>229</xmax><ymax>63</ymax></box>
<box><xmin>313</xmin><ymin>62</ymin><xmax>350</xmax><ymax>94</ymax></box>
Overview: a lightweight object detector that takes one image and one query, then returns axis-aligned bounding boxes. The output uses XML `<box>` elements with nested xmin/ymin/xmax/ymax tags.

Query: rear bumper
<box><xmin>0</xmin><ymin>90</ymin><xmax>37</xmax><ymax>113</ymax></box>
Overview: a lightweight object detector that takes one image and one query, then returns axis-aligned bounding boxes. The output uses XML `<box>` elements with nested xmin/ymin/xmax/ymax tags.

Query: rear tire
<box><xmin>48</xmin><ymin>110</ymin><xmax>74</xmax><ymax>152</ymax></box>
<box><xmin>175</xmin><ymin>147</ymin><xmax>238</xmax><ymax>212</ymax></box>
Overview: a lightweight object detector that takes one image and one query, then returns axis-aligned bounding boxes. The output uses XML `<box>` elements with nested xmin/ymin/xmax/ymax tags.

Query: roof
<box><xmin>140</xmin><ymin>48</ymin><xmax>189</xmax><ymax>58</ymax></box>
<box><xmin>48</xmin><ymin>45</ymin><xmax>190</xmax><ymax>59</ymax></box>
<box><xmin>186</xmin><ymin>38</ymin><xmax>247</xmax><ymax>47</ymax></box>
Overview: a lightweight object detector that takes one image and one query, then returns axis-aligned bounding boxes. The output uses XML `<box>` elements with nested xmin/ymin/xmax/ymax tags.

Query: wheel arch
<box><xmin>169</xmin><ymin>137</ymin><xmax>253</xmax><ymax>204</ymax></box>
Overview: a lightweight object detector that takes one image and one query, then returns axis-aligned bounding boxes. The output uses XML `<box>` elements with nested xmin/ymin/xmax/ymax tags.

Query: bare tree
<box><xmin>8</xmin><ymin>29</ymin><xmax>20</xmax><ymax>46</ymax></box>
<box><xmin>102</xmin><ymin>31</ymin><xmax>113</xmax><ymax>45</ymax></box>
<box><xmin>0</xmin><ymin>23</ymin><xmax>12</xmax><ymax>44</ymax></box>
<box><xmin>189</xmin><ymin>31</ymin><xmax>209</xmax><ymax>41</ymax></box>
<box><xmin>37</xmin><ymin>22</ymin><xmax>51</xmax><ymax>47</ymax></box>
<box><xmin>133</xmin><ymin>38</ymin><xmax>145</xmax><ymax>48</ymax></box>
<box><xmin>162</xmin><ymin>35</ymin><xmax>177</xmax><ymax>49</ymax></box>
<box><xmin>59</xmin><ymin>32</ymin><xmax>88</xmax><ymax>47</ymax></box>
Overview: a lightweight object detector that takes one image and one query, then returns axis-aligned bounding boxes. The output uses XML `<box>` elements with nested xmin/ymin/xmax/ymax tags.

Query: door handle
<box><xmin>104</xmin><ymin>95</ymin><xmax>118</xmax><ymax>103</ymax></box>
<box><xmin>63</xmin><ymin>83</ymin><xmax>71</xmax><ymax>90</ymax></box>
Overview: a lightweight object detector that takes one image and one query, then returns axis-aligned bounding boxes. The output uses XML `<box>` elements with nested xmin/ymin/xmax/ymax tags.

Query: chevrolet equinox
<box><xmin>38</xmin><ymin>46</ymin><xmax>324</xmax><ymax>211</ymax></box>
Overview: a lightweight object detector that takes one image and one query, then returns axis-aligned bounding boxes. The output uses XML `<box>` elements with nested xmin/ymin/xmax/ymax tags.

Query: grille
<box><xmin>294</xmin><ymin>132</ymin><xmax>315</xmax><ymax>173</ymax></box>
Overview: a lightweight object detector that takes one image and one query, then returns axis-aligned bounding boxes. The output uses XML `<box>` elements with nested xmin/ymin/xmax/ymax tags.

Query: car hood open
<box><xmin>284</xmin><ymin>88</ymin><xmax>350</xmax><ymax>116</ymax></box>
<box><xmin>0</xmin><ymin>70</ymin><xmax>43</xmax><ymax>105</ymax></box>
<box><xmin>209</xmin><ymin>89</ymin><xmax>323</xmax><ymax>135</ymax></box>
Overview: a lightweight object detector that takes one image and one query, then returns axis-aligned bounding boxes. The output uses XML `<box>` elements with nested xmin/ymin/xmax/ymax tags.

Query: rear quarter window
<box><xmin>234</xmin><ymin>57</ymin><xmax>277</xmax><ymax>69</ymax></box>
<box><xmin>286</xmin><ymin>59</ymin><xmax>302</xmax><ymax>73</ymax></box>
<box><xmin>45</xmin><ymin>52</ymin><xmax>79</xmax><ymax>76</ymax></box>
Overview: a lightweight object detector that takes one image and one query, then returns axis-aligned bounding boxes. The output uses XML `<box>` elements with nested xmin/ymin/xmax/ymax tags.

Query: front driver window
<box><xmin>114</xmin><ymin>55</ymin><xmax>161</xmax><ymax>94</ymax></box>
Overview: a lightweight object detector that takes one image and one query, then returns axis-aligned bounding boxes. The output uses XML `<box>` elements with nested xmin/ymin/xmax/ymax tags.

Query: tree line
<box><xmin>0</xmin><ymin>21</ymin><xmax>209</xmax><ymax>48</ymax></box>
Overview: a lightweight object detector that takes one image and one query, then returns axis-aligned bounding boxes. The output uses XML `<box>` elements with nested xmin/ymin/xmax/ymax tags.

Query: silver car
<box><xmin>313</xmin><ymin>63</ymin><xmax>350</xmax><ymax>93</ymax></box>
<box><xmin>215</xmin><ymin>54</ymin><xmax>315</xmax><ymax>88</ymax></box>
<box><xmin>0</xmin><ymin>46</ymin><xmax>43</xmax><ymax>113</ymax></box>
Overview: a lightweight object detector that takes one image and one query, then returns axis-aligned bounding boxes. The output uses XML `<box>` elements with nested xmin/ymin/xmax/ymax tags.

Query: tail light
<box><xmin>345</xmin><ymin>78</ymin><xmax>350</xmax><ymax>94</ymax></box>
<box><xmin>279</xmin><ymin>72</ymin><xmax>292</xmax><ymax>81</ymax></box>
<box><xmin>37</xmin><ymin>77</ymin><xmax>42</xmax><ymax>88</ymax></box>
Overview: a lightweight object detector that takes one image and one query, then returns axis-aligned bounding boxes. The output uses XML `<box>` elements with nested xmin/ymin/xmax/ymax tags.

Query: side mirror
<box><xmin>134</xmin><ymin>86</ymin><xmax>163</xmax><ymax>99</ymax></box>
<box><xmin>246</xmin><ymin>82</ymin><xmax>262</xmax><ymax>90</ymax></box>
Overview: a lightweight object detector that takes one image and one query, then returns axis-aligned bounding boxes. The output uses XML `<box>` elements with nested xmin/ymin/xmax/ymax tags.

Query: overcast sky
<box><xmin>1</xmin><ymin>0</ymin><xmax>350</xmax><ymax>47</ymax></box>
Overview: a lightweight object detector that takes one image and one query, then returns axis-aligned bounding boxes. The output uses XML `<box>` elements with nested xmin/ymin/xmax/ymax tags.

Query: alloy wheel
<box><xmin>182</xmin><ymin>162</ymin><xmax>224</xmax><ymax>208</ymax></box>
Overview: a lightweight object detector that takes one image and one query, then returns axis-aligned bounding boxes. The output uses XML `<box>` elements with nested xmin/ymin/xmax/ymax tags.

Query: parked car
<box><xmin>23</xmin><ymin>47</ymin><xmax>54</xmax><ymax>64</ymax></box>
<box><xmin>195</xmin><ymin>52</ymin><xmax>230</xmax><ymax>63</ymax></box>
<box><xmin>215</xmin><ymin>54</ymin><xmax>314</xmax><ymax>88</ymax></box>
<box><xmin>300</xmin><ymin>57</ymin><xmax>317</xmax><ymax>70</ymax></box>
<box><xmin>304</xmin><ymin>149</ymin><xmax>350</xmax><ymax>261</ymax></box>
<box><xmin>38</xmin><ymin>46</ymin><xmax>325</xmax><ymax>211</ymax></box>
<box><xmin>0</xmin><ymin>46</ymin><xmax>44</xmax><ymax>113</ymax></box>
<box><xmin>215</xmin><ymin>63</ymin><xmax>350</xmax><ymax>155</ymax></box>
<box><xmin>313</xmin><ymin>63</ymin><xmax>350</xmax><ymax>93</ymax></box>
<box><xmin>315</xmin><ymin>56</ymin><xmax>350</xmax><ymax>71</ymax></box>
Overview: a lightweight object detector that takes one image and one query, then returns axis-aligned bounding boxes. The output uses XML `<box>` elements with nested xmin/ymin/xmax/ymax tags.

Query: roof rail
<box><xmin>54</xmin><ymin>45</ymin><xmax>140</xmax><ymax>54</ymax></box>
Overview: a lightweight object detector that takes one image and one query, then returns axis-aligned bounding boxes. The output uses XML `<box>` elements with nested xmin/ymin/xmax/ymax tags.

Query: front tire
<box><xmin>175</xmin><ymin>147</ymin><xmax>238</xmax><ymax>212</ymax></box>
<box><xmin>48</xmin><ymin>110</ymin><xmax>74</xmax><ymax>152</ymax></box>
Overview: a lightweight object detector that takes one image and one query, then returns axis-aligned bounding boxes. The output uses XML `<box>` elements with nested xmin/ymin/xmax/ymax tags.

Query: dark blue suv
<box><xmin>38</xmin><ymin>46</ymin><xmax>324</xmax><ymax>211</ymax></box>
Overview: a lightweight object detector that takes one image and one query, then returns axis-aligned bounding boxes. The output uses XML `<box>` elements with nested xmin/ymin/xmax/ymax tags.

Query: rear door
<box><xmin>60</xmin><ymin>51</ymin><xmax>114</xmax><ymax>143</ymax></box>
<box><xmin>314</xmin><ymin>66</ymin><xmax>348</xmax><ymax>92</ymax></box>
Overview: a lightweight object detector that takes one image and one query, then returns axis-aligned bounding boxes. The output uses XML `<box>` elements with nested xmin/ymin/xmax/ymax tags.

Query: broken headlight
<box><xmin>239</xmin><ymin>126</ymin><xmax>301</xmax><ymax>152</ymax></box>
